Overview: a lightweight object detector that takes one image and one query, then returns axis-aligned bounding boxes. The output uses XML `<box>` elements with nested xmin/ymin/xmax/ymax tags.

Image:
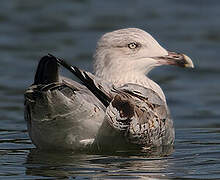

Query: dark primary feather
<box><xmin>34</xmin><ymin>55</ymin><xmax>59</xmax><ymax>85</ymax></box>
<box><xmin>49</xmin><ymin>54</ymin><xmax>112</xmax><ymax>107</ymax></box>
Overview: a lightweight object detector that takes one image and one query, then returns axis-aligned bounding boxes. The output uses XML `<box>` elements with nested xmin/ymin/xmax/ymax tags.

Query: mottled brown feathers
<box><xmin>111</xmin><ymin>94</ymin><xmax>135</xmax><ymax>119</ymax></box>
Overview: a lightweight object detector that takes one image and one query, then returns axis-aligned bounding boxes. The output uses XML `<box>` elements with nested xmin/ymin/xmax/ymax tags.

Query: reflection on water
<box><xmin>0</xmin><ymin>129</ymin><xmax>220</xmax><ymax>179</ymax></box>
<box><xmin>25</xmin><ymin>150</ymin><xmax>172</xmax><ymax>179</ymax></box>
<box><xmin>0</xmin><ymin>0</ymin><xmax>220</xmax><ymax>179</ymax></box>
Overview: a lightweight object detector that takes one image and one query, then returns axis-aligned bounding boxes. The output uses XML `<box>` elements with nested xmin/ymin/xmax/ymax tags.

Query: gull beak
<box><xmin>157</xmin><ymin>51</ymin><xmax>194</xmax><ymax>68</ymax></box>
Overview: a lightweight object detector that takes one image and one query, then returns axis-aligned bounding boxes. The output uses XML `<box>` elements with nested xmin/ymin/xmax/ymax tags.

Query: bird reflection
<box><xmin>25</xmin><ymin>146</ymin><xmax>174</xmax><ymax>179</ymax></box>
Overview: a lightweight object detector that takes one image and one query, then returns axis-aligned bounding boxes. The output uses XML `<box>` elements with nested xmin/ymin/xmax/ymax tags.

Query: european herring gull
<box><xmin>24</xmin><ymin>28</ymin><xmax>194</xmax><ymax>151</ymax></box>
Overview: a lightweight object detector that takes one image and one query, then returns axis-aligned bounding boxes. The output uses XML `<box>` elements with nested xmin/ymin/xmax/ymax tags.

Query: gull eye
<box><xmin>128</xmin><ymin>42</ymin><xmax>138</xmax><ymax>49</ymax></box>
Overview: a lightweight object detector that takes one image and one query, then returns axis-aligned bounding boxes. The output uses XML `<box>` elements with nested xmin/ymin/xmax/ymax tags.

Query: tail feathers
<box><xmin>34</xmin><ymin>55</ymin><xmax>59</xmax><ymax>85</ymax></box>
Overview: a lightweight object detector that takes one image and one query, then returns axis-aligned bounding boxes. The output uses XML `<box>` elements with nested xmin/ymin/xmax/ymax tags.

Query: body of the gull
<box><xmin>24</xmin><ymin>28</ymin><xmax>194</xmax><ymax>151</ymax></box>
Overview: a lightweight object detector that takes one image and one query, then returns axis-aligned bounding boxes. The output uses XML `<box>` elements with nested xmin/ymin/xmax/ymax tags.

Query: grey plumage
<box><xmin>24</xmin><ymin>57</ymin><xmax>105</xmax><ymax>150</ymax></box>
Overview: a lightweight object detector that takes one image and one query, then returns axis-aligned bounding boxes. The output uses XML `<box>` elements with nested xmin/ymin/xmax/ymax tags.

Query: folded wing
<box><xmin>24</xmin><ymin>55</ymin><xmax>105</xmax><ymax>150</ymax></box>
<box><xmin>56</xmin><ymin>56</ymin><xmax>175</xmax><ymax>151</ymax></box>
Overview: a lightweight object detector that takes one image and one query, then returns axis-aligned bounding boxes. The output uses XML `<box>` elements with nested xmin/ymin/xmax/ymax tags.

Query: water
<box><xmin>0</xmin><ymin>0</ymin><xmax>220</xmax><ymax>179</ymax></box>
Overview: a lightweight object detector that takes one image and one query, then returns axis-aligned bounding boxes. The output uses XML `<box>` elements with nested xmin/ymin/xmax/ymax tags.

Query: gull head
<box><xmin>94</xmin><ymin>28</ymin><xmax>194</xmax><ymax>85</ymax></box>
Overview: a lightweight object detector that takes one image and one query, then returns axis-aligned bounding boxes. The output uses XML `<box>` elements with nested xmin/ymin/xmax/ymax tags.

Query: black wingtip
<box><xmin>47</xmin><ymin>54</ymin><xmax>111</xmax><ymax>107</ymax></box>
<box><xmin>33</xmin><ymin>54</ymin><xmax>59</xmax><ymax>85</ymax></box>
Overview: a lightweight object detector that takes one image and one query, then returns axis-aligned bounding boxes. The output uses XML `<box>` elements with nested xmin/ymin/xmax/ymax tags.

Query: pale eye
<box><xmin>128</xmin><ymin>42</ymin><xmax>138</xmax><ymax>49</ymax></box>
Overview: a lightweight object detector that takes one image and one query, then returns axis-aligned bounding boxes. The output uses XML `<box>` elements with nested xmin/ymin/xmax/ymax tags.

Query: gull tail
<box><xmin>34</xmin><ymin>55</ymin><xmax>59</xmax><ymax>85</ymax></box>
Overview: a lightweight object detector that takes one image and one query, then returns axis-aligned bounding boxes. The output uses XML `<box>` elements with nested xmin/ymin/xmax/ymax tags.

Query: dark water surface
<box><xmin>0</xmin><ymin>0</ymin><xmax>220</xmax><ymax>179</ymax></box>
